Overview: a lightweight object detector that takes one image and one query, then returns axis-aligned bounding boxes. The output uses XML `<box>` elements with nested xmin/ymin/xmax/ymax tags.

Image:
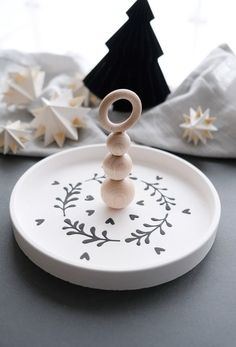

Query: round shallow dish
<box><xmin>10</xmin><ymin>144</ymin><xmax>221</xmax><ymax>290</ymax></box>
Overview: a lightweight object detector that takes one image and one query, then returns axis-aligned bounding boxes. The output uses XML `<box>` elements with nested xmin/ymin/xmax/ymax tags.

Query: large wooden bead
<box><xmin>103</xmin><ymin>153</ymin><xmax>132</xmax><ymax>180</ymax></box>
<box><xmin>106</xmin><ymin>132</ymin><xmax>131</xmax><ymax>156</ymax></box>
<box><xmin>101</xmin><ymin>178</ymin><xmax>135</xmax><ymax>209</ymax></box>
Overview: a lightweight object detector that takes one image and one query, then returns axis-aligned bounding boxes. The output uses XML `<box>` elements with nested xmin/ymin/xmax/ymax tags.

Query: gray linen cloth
<box><xmin>127</xmin><ymin>43</ymin><xmax>236</xmax><ymax>158</ymax></box>
<box><xmin>0</xmin><ymin>44</ymin><xmax>236</xmax><ymax>157</ymax></box>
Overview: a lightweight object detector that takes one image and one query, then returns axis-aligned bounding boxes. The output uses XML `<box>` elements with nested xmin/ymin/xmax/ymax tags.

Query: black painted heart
<box><xmin>136</xmin><ymin>200</ymin><xmax>144</xmax><ymax>206</ymax></box>
<box><xmin>85</xmin><ymin>195</ymin><xmax>94</xmax><ymax>201</ymax></box>
<box><xmin>86</xmin><ymin>210</ymin><xmax>95</xmax><ymax>216</ymax></box>
<box><xmin>80</xmin><ymin>252</ymin><xmax>90</xmax><ymax>261</ymax></box>
<box><xmin>154</xmin><ymin>247</ymin><xmax>165</xmax><ymax>255</ymax></box>
<box><xmin>182</xmin><ymin>209</ymin><xmax>191</xmax><ymax>215</ymax></box>
<box><xmin>129</xmin><ymin>214</ymin><xmax>139</xmax><ymax>221</ymax></box>
<box><xmin>105</xmin><ymin>218</ymin><xmax>115</xmax><ymax>225</ymax></box>
<box><xmin>51</xmin><ymin>181</ymin><xmax>60</xmax><ymax>185</ymax></box>
<box><xmin>35</xmin><ymin>219</ymin><xmax>45</xmax><ymax>226</ymax></box>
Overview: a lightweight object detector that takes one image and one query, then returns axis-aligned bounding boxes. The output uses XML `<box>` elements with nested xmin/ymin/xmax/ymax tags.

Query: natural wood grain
<box><xmin>106</xmin><ymin>132</ymin><xmax>131</xmax><ymax>156</ymax></box>
<box><xmin>99</xmin><ymin>89</ymin><xmax>141</xmax><ymax>133</ymax></box>
<box><xmin>101</xmin><ymin>178</ymin><xmax>135</xmax><ymax>209</ymax></box>
<box><xmin>102</xmin><ymin>153</ymin><xmax>132</xmax><ymax>181</ymax></box>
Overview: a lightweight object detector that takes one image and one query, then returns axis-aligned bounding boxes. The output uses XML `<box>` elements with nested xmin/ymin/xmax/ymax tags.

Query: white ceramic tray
<box><xmin>10</xmin><ymin>144</ymin><xmax>221</xmax><ymax>290</ymax></box>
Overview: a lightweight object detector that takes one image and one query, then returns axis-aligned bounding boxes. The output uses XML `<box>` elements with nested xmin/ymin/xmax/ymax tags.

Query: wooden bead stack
<box><xmin>99</xmin><ymin>89</ymin><xmax>142</xmax><ymax>209</ymax></box>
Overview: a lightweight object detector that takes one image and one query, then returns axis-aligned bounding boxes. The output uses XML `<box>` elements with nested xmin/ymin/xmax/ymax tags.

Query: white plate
<box><xmin>10</xmin><ymin>144</ymin><xmax>221</xmax><ymax>290</ymax></box>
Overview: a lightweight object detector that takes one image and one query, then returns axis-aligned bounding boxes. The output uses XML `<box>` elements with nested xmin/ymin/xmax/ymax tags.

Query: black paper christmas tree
<box><xmin>84</xmin><ymin>0</ymin><xmax>170</xmax><ymax>111</ymax></box>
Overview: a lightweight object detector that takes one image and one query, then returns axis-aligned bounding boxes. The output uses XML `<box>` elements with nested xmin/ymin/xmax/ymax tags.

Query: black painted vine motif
<box><xmin>141</xmin><ymin>176</ymin><xmax>176</xmax><ymax>211</ymax></box>
<box><xmin>125</xmin><ymin>214</ymin><xmax>172</xmax><ymax>246</ymax></box>
<box><xmin>50</xmin><ymin>172</ymin><xmax>182</xmax><ymax>254</ymax></box>
<box><xmin>63</xmin><ymin>219</ymin><xmax>120</xmax><ymax>247</ymax></box>
<box><xmin>86</xmin><ymin>173</ymin><xmax>105</xmax><ymax>184</ymax></box>
<box><xmin>86</xmin><ymin>172</ymin><xmax>138</xmax><ymax>184</ymax></box>
<box><xmin>54</xmin><ymin>182</ymin><xmax>82</xmax><ymax>217</ymax></box>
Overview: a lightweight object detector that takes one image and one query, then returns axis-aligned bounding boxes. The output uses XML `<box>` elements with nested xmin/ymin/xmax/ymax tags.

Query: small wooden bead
<box><xmin>102</xmin><ymin>153</ymin><xmax>132</xmax><ymax>180</ymax></box>
<box><xmin>106</xmin><ymin>132</ymin><xmax>131</xmax><ymax>156</ymax></box>
<box><xmin>101</xmin><ymin>178</ymin><xmax>135</xmax><ymax>209</ymax></box>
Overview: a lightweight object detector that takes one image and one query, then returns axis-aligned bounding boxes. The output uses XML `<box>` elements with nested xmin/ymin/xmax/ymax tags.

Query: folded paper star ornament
<box><xmin>65</xmin><ymin>72</ymin><xmax>84</xmax><ymax>93</ymax></box>
<box><xmin>46</xmin><ymin>73</ymin><xmax>100</xmax><ymax>108</ymax></box>
<box><xmin>2</xmin><ymin>66</ymin><xmax>45</xmax><ymax>108</ymax></box>
<box><xmin>30</xmin><ymin>90</ymin><xmax>90</xmax><ymax>147</ymax></box>
<box><xmin>180</xmin><ymin>107</ymin><xmax>218</xmax><ymax>145</ymax></box>
<box><xmin>0</xmin><ymin>120</ymin><xmax>30</xmax><ymax>154</ymax></box>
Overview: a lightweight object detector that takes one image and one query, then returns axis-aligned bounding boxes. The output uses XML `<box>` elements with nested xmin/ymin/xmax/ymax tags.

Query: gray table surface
<box><xmin>0</xmin><ymin>153</ymin><xmax>235</xmax><ymax>347</ymax></box>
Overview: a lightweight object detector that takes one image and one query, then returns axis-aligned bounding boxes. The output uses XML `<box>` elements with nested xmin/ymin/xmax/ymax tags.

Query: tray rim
<box><xmin>10</xmin><ymin>144</ymin><xmax>221</xmax><ymax>275</ymax></box>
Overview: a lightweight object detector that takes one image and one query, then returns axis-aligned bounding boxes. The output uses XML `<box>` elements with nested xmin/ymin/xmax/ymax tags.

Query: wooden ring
<box><xmin>99</xmin><ymin>89</ymin><xmax>142</xmax><ymax>133</ymax></box>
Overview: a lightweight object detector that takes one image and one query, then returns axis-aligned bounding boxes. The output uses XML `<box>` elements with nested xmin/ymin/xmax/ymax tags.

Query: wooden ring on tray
<box><xmin>99</xmin><ymin>89</ymin><xmax>142</xmax><ymax>133</ymax></box>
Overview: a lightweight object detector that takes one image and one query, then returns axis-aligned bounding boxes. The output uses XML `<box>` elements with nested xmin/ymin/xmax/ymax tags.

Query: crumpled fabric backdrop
<box><xmin>0</xmin><ymin>50</ymin><xmax>106</xmax><ymax>157</ymax></box>
<box><xmin>127</xmin><ymin>44</ymin><xmax>236</xmax><ymax>158</ymax></box>
<box><xmin>0</xmin><ymin>44</ymin><xmax>236</xmax><ymax>157</ymax></box>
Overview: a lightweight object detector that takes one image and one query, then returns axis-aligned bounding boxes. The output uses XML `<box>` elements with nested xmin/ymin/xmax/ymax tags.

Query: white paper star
<box><xmin>46</xmin><ymin>73</ymin><xmax>100</xmax><ymax>107</ymax></box>
<box><xmin>65</xmin><ymin>72</ymin><xmax>84</xmax><ymax>93</ymax></box>
<box><xmin>47</xmin><ymin>72</ymin><xmax>84</xmax><ymax>93</ymax></box>
<box><xmin>2</xmin><ymin>66</ymin><xmax>45</xmax><ymax>108</ymax></box>
<box><xmin>65</xmin><ymin>74</ymin><xmax>100</xmax><ymax>107</ymax></box>
<box><xmin>180</xmin><ymin>107</ymin><xmax>218</xmax><ymax>145</ymax></box>
<box><xmin>0</xmin><ymin>121</ymin><xmax>30</xmax><ymax>154</ymax></box>
<box><xmin>30</xmin><ymin>90</ymin><xmax>90</xmax><ymax>147</ymax></box>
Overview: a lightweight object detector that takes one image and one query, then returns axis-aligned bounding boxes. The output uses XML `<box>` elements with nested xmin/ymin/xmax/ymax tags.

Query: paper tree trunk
<box><xmin>84</xmin><ymin>0</ymin><xmax>170</xmax><ymax>112</ymax></box>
